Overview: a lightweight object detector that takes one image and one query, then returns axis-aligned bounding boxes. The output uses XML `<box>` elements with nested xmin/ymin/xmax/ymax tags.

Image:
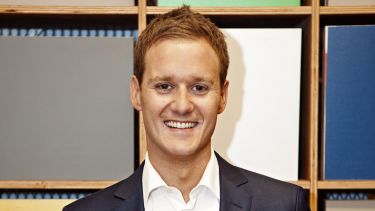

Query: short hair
<box><xmin>134</xmin><ymin>5</ymin><xmax>229</xmax><ymax>87</ymax></box>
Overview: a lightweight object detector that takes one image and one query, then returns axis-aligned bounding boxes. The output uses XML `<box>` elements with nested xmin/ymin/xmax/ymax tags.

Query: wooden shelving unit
<box><xmin>0</xmin><ymin>0</ymin><xmax>374</xmax><ymax>210</ymax></box>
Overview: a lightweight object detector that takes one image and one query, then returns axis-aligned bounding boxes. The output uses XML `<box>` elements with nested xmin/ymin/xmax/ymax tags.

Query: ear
<box><xmin>130</xmin><ymin>75</ymin><xmax>142</xmax><ymax>111</ymax></box>
<box><xmin>218</xmin><ymin>80</ymin><xmax>229</xmax><ymax>114</ymax></box>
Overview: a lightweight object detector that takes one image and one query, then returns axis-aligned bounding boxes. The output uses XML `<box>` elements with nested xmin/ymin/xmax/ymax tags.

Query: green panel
<box><xmin>157</xmin><ymin>0</ymin><xmax>300</xmax><ymax>6</ymax></box>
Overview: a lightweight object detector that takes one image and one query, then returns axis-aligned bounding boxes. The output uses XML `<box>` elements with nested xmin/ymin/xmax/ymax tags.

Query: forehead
<box><xmin>143</xmin><ymin>38</ymin><xmax>220</xmax><ymax>81</ymax></box>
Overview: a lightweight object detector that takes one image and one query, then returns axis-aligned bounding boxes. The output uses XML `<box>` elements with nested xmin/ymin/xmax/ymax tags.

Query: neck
<box><xmin>147</xmin><ymin>146</ymin><xmax>211</xmax><ymax>203</ymax></box>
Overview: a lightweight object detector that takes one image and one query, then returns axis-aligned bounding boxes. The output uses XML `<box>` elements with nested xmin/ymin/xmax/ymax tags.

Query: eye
<box><xmin>191</xmin><ymin>84</ymin><xmax>208</xmax><ymax>95</ymax></box>
<box><xmin>155</xmin><ymin>83</ymin><xmax>174</xmax><ymax>94</ymax></box>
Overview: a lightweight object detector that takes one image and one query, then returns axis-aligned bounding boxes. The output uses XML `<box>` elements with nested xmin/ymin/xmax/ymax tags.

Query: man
<box><xmin>64</xmin><ymin>6</ymin><xmax>310</xmax><ymax>211</ymax></box>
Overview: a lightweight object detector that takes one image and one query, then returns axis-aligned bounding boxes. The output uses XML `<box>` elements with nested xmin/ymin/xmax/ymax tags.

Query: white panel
<box><xmin>213</xmin><ymin>28</ymin><xmax>302</xmax><ymax>181</ymax></box>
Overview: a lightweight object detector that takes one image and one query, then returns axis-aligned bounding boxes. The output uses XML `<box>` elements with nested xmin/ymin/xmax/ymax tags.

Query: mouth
<box><xmin>164</xmin><ymin>120</ymin><xmax>198</xmax><ymax>129</ymax></box>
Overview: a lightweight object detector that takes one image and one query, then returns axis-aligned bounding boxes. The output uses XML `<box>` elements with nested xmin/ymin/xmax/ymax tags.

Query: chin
<box><xmin>166</xmin><ymin>147</ymin><xmax>196</xmax><ymax>157</ymax></box>
<box><xmin>163</xmin><ymin>142</ymin><xmax>209</xmax><ymax>158</ymax></box>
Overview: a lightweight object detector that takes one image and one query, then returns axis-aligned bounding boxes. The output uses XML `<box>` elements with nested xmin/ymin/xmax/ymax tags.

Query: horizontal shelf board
<box><xmin>289</xmin><ymin>180</ymin><xmax>310</xmax><ymax>189</ymax></box>
<box><xmin>0</xmin><ymin>180</ymin><xmax>310</xmax><ymax>189</ymax></box>
<box><xmin>147</xmin><ymin>6</ymin><xmax>312</xmax><ymax>15</ymax></box>
<box><xmin>320</xmin><ymin>6</ymin><xmax>375</xmax><ymax>15</ymax></box>
<box><xmin>0</xmin><ymin>181</ymin><xmax>118</xmax><ymax>189</ymax></box>
<box><xmin>318</xmin><ymin>180</ymin><xmax>375</xmax><ymax>189</ymax></box>
<box><xmin>0</xmin><ymin>5</ymin><xmax>138</xmax><ymax>15</ymax></box>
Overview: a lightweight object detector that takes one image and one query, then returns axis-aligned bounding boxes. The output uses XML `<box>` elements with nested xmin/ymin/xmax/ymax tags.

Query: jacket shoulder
<box><xmin>62</xmin><ymin>180</ymin><xmax>125</xmax><ymax>211</ymax></box>
<box><xmin>63</xmin><ymin>163</ymin><xmax>144</xmax><ymax>211</ymax></box>
<box><xmin>237</xmin><ymin>166</ymin><xmax>310</xmax><ymax>210</ymax></box>
<box><xmin>238</xmin><ymin>166</ymin><xmax>302</xmax><ymax>193</ymax></box>
<box><xmin>216</xmin><ymin>152</ymin><xmax>310</xmax><ymax>211</ymax></box>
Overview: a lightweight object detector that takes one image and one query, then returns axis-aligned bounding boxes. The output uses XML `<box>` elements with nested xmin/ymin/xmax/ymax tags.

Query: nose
<box><xmin>170</xmin><ymin>86</ymin><xmax>194</xmax><ymax>115</ymax></box>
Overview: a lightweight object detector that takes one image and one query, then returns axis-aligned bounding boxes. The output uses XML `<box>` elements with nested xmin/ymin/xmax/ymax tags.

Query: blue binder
<box><xmin>324</xmin><ymin>25</ymin><xmax>375</xmax><ymax>179</ymax></box>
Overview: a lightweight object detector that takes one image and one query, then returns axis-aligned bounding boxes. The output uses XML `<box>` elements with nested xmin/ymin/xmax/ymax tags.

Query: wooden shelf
<box><xmin>318</xmin><ymin>180</ymin><xmax>375</xmax><ymax>189</ymax></box>
<box><xmin>320</xmin><ymin>6</ymin><xmax>375</xmax><ymax>15</ymax></box>
<box><xmin>0</xmin><ymin>180</ymin><xmax>118</xmax><ymax>189</ymax></box>
<box><xmin>147</xmin><ymin>6</ymin><xmax>312</xmax><ymax>15</ymax></box>
<box><xmin>0</xmin><ymin>5</ymin><xmax>138</xmax><ymax>15</ymax></box>
<box><xmin>0</xmin><ymin>180</ymin><xmax>310</xmax><ymax>190</ymax></box>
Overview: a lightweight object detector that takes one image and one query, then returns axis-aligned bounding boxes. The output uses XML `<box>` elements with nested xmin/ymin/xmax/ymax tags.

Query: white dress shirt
<box><xmin>142</xmin><ymin>149</ymin><xmax>220</xmax><ymax>211</ymax></box>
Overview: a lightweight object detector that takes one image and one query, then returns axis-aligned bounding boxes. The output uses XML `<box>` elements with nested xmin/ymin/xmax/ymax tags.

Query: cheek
<box><xmin>142</xmin><ymin>93</ymin><xmax>170</xmax><ymax>113</ymax></box>
<box><xmin>195</xmin><ymin>98</ymin><xmax>221</xmax><ymax>117</ymax></box>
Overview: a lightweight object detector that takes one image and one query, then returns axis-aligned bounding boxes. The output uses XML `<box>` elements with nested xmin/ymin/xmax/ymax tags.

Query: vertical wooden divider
<box><xmin>309</xmin><ymin>0</ymin><xmax>320</xmax><ymax>210</ymax></box>
<box><xmin>138</xmin><ymin>0</ymin><xmax>147</xmax><ymax>164</ymax></box>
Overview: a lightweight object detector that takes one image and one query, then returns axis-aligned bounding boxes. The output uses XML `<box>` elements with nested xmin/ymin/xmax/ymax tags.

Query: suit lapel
<box><xmin>111</xmin><ymin>194</ymin><xmax>144</xmax><ymax>211</ymax></box>
<box><xmin>216</xmin><ymin>152</ymin><xmax>252</xmax><ymax>211</ymax></box>
<box><xmin>111</xmin><ymin>163</ymin><xmax>145</xmax><ymax>211</ymax></box>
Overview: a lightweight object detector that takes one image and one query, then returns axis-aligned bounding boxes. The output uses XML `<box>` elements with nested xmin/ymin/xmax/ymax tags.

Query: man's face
<box><xmin>131</xmin><ymin>38</ymin><xmax>228</xmax><ymax>159</ymax></box>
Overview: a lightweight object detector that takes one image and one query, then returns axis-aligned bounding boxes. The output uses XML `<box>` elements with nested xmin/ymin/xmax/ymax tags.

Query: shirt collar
<box><xmin>195</xmin><ymin>149</ymin><xmax>220</xmax><ymax>200</ymax></box>
<box><xmin>142</xmin><ymin>153</ymin><xmax>167</xmax><ymax>205</ymax></box>
<box><xmin>142</xmin><ymin>148</ymin><xmax>220</xmax><ymax>204</ymax></box>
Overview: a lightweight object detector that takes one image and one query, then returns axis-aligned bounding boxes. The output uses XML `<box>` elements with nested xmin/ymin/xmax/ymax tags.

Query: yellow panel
<box><xmin>0</xmin><ymin>199</ymin><xmax>75</xmax><ymax>211</ymax></box>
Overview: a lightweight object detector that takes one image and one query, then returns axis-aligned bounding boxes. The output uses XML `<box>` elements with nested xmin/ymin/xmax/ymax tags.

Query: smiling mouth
<box><xmin>164</xmin><ymin>120</ymin><xmax>198</xmax><ymax>129</ymax></box>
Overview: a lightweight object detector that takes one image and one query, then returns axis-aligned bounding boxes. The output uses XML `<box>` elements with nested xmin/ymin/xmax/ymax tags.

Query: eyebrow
<box><xmin>147</xmin><ymin>76</ymin><xmax>215</xmax><ymax>85</ymax></box>
<box><xmin>146</xmin><ymin>76</ymin><xmax>172</xmax><ymax>85</ymax></box>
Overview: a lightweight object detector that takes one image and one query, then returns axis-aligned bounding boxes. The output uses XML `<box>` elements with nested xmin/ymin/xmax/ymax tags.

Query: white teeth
<box><xmin>165</xmin><ymin>121</ymin><xmax>197</xmax><ymax>129</ymax></box>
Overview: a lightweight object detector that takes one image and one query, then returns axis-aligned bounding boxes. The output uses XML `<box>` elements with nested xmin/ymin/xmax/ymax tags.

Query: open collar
<box><xmin>142</xmin><ymin>149</ymin><xmax>220</xmax><ymax>206</ymax></box>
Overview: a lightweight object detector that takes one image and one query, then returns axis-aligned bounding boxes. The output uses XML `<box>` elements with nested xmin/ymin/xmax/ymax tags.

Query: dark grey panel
<box><xmin>0</xmin><ymin>36</ymin><xmax>134</xmax><ymax>180</ymax></box>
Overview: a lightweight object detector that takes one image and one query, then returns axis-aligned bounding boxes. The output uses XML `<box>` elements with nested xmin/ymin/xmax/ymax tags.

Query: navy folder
<box><xmin>323</xmin><ymin>25</ymin><xmax>375</xmax><ymax>179</ymax></box>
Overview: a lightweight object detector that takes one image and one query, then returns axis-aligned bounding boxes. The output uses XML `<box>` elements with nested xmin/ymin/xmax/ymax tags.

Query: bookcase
<box><xmin>0</xmin><ymin>0</ymin><xmax>374</xmax><ymax>210</ymax></box>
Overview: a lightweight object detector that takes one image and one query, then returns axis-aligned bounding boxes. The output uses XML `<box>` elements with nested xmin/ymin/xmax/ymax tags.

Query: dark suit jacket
<box><xmin>64</xmin><ymin>153</ymin><xmax>310</xmax><ymax>211</ymax></box>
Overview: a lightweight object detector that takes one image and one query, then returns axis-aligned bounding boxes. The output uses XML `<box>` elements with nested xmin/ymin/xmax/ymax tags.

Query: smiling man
<box><xmin>64</xmin><ymin>6</ymin><xmax>310</xmax><ymax>211</ymax></box>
